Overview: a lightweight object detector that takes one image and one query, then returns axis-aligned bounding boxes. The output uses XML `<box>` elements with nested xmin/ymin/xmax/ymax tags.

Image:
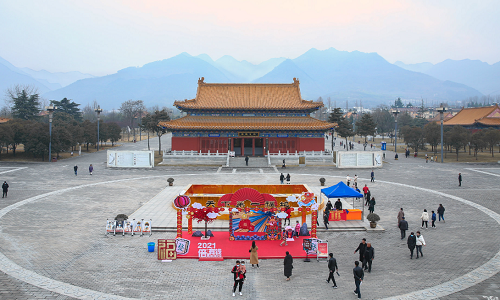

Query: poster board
<box><xmin>317</xmin><ymin>241</ymin><xmax>329</xmax><ymax>260</ymax></box>
<box><xmin>336</xmin><ymin>151</ymin><xmax>383</xmax><ymax>168</ymax></box>
<box><xmin>107</xmin><ymin>150</ymin><xmax>154</xmax><ymax>168</ymax></box>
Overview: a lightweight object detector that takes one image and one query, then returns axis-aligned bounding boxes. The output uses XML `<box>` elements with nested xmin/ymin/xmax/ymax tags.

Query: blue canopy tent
<box><xmin>321</xmin><ymin>181</ymin><xmax>365</xmax><ymax>220</ymax></box>
<box><xmin>321</xmin><ymin>181</ymin><xmax>363</xmax><ymax>198</ymax></box>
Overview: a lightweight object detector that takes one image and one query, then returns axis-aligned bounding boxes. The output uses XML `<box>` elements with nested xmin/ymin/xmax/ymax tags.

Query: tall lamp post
<box><xmin>352</xmin><ymin>111</ymin><xmax>357</xmax><ymax>143</ymax></box>
<box><xmin>94</xmin><ymin>106</ymin><xmax>103</xmax><ymax>151</ymax></box>
<box><xmin>436</xmin><ymin>106</ymin><xmax>447</xmax><ymax>163</ymax></box>
<box><xmin>391</xmin><ymin>109</ymin><xmax>400</xmax><ymax>153</ymax></box>
<box><xmin>46</xmin><ymin>104</ymin><xmax>57</xmax><ymax>162</ymax></box>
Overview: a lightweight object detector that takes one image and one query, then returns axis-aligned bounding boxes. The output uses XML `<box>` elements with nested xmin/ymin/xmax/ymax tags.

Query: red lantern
<box><xmin>174</xmin><ymin>195</ymin><xmax>191</xmax><ymax>209</ymax></box>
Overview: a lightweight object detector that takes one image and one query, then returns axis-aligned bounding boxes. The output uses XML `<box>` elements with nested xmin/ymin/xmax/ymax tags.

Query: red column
<box><xmin>230</xmin><ymin>138</ymin><xmax>234</xmax><ymax>151</ymax></box>
<box><xmin>252</xmin><ymin>138</ymin><xmax>255</xmax><ymax>156</ymax></box>
<box><xmin>241</xmin><ymin>138</ymin><xmax>245</xmax><ymax>156</ymax></box>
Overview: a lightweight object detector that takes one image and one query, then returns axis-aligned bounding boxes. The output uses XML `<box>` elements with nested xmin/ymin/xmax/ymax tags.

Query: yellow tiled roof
<box><xmin>444</xmin><ymin>105</ymin><xmax>500</xmax><ymax>126</ymax></box>
<box><xmin>174</xmin><ymin>78</ymin><xmax>322</xmax><ymax>111</ymax></box>
<box><xmin>159</xmin><ymin>116</ymin><xmax>335</xmax><ymax>131</ymax></box>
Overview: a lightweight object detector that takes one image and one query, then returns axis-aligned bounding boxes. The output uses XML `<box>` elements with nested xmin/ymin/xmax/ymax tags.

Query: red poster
<box><xmin>317</xmin><ymin>242</ymin><xmax>329</xmax><ymax>258</ymax></box>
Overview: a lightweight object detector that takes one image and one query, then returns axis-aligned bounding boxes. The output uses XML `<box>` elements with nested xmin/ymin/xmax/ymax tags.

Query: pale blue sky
<box><xmin>0</xmin><ymin>0</ymin><xmax>498</xmax><ymax>76</ymax></box>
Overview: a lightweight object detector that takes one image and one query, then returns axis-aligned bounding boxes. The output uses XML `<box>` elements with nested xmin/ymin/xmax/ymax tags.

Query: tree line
<box><xmin>328</xmin><ymin>106</ymin><xmax>500</xmax><ymax>160</ymax></box>
<box><xmin>0</xmin><ymin>86</ymin><xmax>171</xmax><ymax>160</ymax></box>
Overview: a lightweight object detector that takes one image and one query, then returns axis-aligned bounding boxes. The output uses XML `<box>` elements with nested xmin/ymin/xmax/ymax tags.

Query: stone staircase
<box><xmin>227</xmin><ymin>156</ymin><xmax>270</xmax><ymax>168</ymax></box>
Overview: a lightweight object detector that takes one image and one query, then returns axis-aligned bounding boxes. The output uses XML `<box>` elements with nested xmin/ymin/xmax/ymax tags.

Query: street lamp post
<box><xmin>94</xmin><ymin>106</ymin><xmax>103</xmax><ymax>151</ymax></box>
<box><xmin>352</xmin><ymin>111</ymin><xmax>357</xmax><ymax>143</ymax></box>
<box><xmin>391</xmin><ymin>109</ymin><xmax>400</xmax><ymax>153</ymax></box>
<box><xmin>436</xmin><ymin>107</ymin><xmax>447</xmax><ymax>163</ymax></box>
<box><xmin>46</xmin><ymin>104</ymin><xmax>57</xmax><ymax>162</ymax></box>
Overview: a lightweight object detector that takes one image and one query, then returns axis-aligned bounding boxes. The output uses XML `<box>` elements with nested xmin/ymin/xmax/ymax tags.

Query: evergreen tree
<box><xmin>355</xmin><ymin>113</ymin><xmax>376</xmax><ymax>146</ymax></box>
<box><xmin>50</xmin><ymin>98</ymin><xmax>82</xmax><ymax>122</ymax></box>
<box><xmin>9</xmin><ymin>88</ymin><xmax>40</xmax><ymax>120</ymax></box>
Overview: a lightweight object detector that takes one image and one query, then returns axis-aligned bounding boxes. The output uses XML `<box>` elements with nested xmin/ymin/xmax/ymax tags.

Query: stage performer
<box><xmin>232</xmin><ymin>260</ymin><xmax>244</xmax><ymax>296</ymax></box>
<box><xmin>294</xmin><ymin>221</ymin><xmax>301</xmax><ymax>238</ymax></box>
<box><xmin>250</xmin><ymin>241</ymin><xmax>259</xmax><ymax>268</ymax></box>
<box><xmin>285</xmin><ymin>206</ymin><xmax>291</xmax><ymax>226</ymax></box>
<box><xmin>284</xmin><ymin>251</ymin><xmax>293</xmax><ymax>281</ymax></box>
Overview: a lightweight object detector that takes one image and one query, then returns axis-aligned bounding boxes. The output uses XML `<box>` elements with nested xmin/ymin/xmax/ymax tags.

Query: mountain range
<box><xmin>1</xmin><ymin>48</ymin><xmax>498</xmax><ymax>110</ymax></box>
<box><xmin>0</xmin><ymin>55</ymin><xmax>93</xmax><ymax>96</ymax></box>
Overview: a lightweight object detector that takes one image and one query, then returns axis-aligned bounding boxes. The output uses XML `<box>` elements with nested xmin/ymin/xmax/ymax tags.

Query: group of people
<box><xmin>73</xmin><ymin>164</ymin><xmax>94</xmax><ymax>176</ymax></box>
<box><xmin>279</xmin><ymin>173</ymin><xmax>291</xmax><ymax>184</ymax></box>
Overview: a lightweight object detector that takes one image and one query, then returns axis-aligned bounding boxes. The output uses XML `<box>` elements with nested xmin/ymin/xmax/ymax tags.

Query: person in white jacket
<box><xmin>420</xmin><ymin>209</ymin><xmax>429</xmax><ymax>229</ymax></box>
<box><xmin>416</xmin><ymin>231</ymin><xmax>426</xmax><ymax>259</ymax></box>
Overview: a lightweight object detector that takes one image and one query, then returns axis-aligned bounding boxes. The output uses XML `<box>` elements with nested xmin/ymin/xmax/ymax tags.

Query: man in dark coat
<box><xmin>368</xmin><ymin>197</ymin><xmax>376</xmax><ymax>214</ymax></box>
<box><xmin>399</xmin><ymin>217</ymin><xmax>409</xmax><ymax>239</ymax></box>
<box><xmin>365</xmin><ymin>189</ymin><xmax>371</xmax><ymax>206</ymax></box>
<box><xmin>74</xmin><ymin>165</ymin><xmax>78</xmax><ymax>176</ymax></box>
<box><xmin>325</xmin><ymin>200</ymin><xmax>333</xmax><ymax>212</ymax></box>
<box><xmin>458</xmin><ymin>173</ymin><xmax>462</xmax><ymax>186</ymax></box>
<box><xmin>370</xmin><ymin>170</ymin><xmax>375</xmax><ymax>182</ymax></box>
<box><xmin>363</xmin><ymin>243</ymin><xmax>374</xmax><ymax>272</ymax></box>
<box><xmin>323</xmin><ymin>211</ymin><xmax>329</xmax><ymax>230</ymax></box>
<box><xmin>334</xmin><ymin>199</ymin><xmax>342</xmax><ymax>211</ymax></box>
<box><xmin>280</xmin><ymin>173</ymin><xmax>285</xmax><ymax>184</ymax></box>
<box><xmin>284</xmin><ymin>251</ymin><xmax>293</xmax><ymax>280</ymax></box>
<box><xmin>407</xmin><ymin>232</ymin><xmax>417</xmax><ymax>259</ymax></box>
<box><xmin>437</xmin><ymin>204</ymin><xmax>445</xmax><ymax>222</ymax></box>
<box><xmin>326</xmin><ymin>253</ymin><xmax>338</xmax><ymax>288</ymax></box>
<box><xmin>2</xmin><ymin>181</ymin><xmax>8</xmax><ymax>198</ymax></box>
<box><xmin>245</xmin><ymin>156</ymin><xmax>249</xmax><ymax>166</ymax></box>
<box><xmin>354</xmin><ymin>238</ymin><xmax>367</xmax><ymax>262</ymax></box>
<box><xmin>353</xmin><ymin>261</ymin><xmax>364</xmax><ymax>298</ymax></box>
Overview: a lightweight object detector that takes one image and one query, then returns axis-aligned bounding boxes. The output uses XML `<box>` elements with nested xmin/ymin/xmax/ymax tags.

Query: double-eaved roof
<box><xmin>173</xmin><ymin>77</ymin><xmax>322</xmax><ymax>111</ymax></box>
<box><xmin>159</xmin><ymin>116</ymin><xmax>334</xmax><ymax>131</ymax></box>
<box><xmin>444</xmin><ymin>104</ymin><xmax>500</xmax><ymax>127</ymax></box>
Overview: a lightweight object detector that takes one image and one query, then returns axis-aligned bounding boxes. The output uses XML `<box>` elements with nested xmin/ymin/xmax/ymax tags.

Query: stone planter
<box><xmin>370</xmin><ymin>222</ymin><xmax>377</xmax><ymax>228</ymax></box>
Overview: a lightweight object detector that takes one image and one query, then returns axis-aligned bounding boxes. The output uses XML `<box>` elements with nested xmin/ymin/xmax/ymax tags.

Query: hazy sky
<box><xmin>1</xmin><ymin>0</ymin><xmax>498</xmax><ymax>76</ymax></box>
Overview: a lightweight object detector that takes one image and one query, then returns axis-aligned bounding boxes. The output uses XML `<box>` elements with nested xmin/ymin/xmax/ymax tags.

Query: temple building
<box><xmin>159</xmin><ymin>78</ymin><xmax>335</xmax><ymax>156</ymax></box>
<box><xmin>443</xmin><ymin>104</ymin><xmax>500</xmax><ymax>132</ymax></box>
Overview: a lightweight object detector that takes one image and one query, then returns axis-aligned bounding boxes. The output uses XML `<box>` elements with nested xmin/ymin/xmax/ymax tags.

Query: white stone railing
<box><xmin>163</xmin><ymin>150</ymin><xmax>229</xmax><ymax>157</ymax></box>
<box><xmin>267</xmin><ymin>150</ymin><xmax>333</xmax><ymax>157</ymax></box>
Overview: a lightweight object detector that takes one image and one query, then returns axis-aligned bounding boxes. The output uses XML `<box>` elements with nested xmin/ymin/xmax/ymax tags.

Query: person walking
<box><xmin>362</xmin><ymin>243</ymin><xmax>374</xmax><ymax>273</ymax></box>
<box><xmin>399</xmin><ymin>217</ymin><xmax>408</xmax><ymax>239</ymax></box>
<box><xmin>2</xmin><ymin>181</ymin><xmax>9</xmax><ymax>198</ymax></box>
<box><xmin>353</xmin><ymin>261</ymin><xmax>364</xmax><ymax>299</ymax></box>
<box><xmin>245</xmin><ymin>156</ymin><xmax>249</xmax><ymax>166</ymax></box>
<box><xmin>282</xmin><ymin>159</ymin><xmax>286</xmax><ymax>169</ymax></box>
<box><xmin>283</xmin><ymin>251</ymin><xmax>293</xmax><ymax>281</ymax></box>
<box><xmin>89</xmin><ymin>164</ymin><xmax>93</xmax><ymax>175</ymax></box>
<box><xmin>323</xmin><ymin>211</ymin><xmax>329</xmax><ymax>230</ymax></box>
<box><xmin>370</xmin><ymin>170</ymin><xmax>375</xmax><ymax>182</ymax></box>
<box><xmin>346</xmin><ymin>175</ymin><xmax>351</xmax><ymax>187</ymax></box>
<box><xmin>437</xmin><ymin>204</ymin><xmax>445</xmax><ymax>222</ymax></box>
<box><xmin>397</xmin><ymin>208</ymin><xmax>404</xmax><ymax>227</ymax></box>
<box><xmin>407</xmin><ymin>232</ymin><xmax>417</xmax><ymax>259</ymax></box>
<box><xmin>458</xmin><ymin>173</ymin><xmax>462</xmax><ymax>186</ymax></box>
<box><xmin>353</xmin><ymin>175</ymin><xmax>358</xmax><ymax>188</ymax></box>
<box><xmin>420</xmin><ymin>209</ymin><xmax>429</xmax><ymax>229</ymax></box>
<box><xmin>280</xmin><ymin>173</ymin><xmax>284</xmax><ymax>184</ymax></box>
<box><xmin>354</xmin><ymin>238</ymin><xmax>367</xmax><ymax>263</ymax></box>
<box><xmin>368</xmin><ymin>197</ymin><xmax>376</xmax><ymax>214</ymax></box>
<box><xmin>231</xmin><ymin>260</ymin><xmax>243</xmax><ymax>296</ymax></box>
<box><xmin>362</xmin><ymin>185</ymin><xmax>369</xmax><ymax>201</ymax></box>
<box><xmin>416</xmin><ymin>231</ymin><xmax>426</xmax><ymax>258</ymax></box>
<box><xmin>431</xmin><ymin>210</ymin><xmax>437</xmax><ymax>228</ymax></box>
<box><xmin>326</xmin><ymin>253</ymin><xmax>338</xmax><ymax>288</ymax></box>
<box><xmin>74</xmin><ymin>165</ymin><xmax>78</xmax><ymax>176</ymax></box>
<box><xmin>365</xmin><ymin>189</ymin><xmax>371</xmax><ymax>206</ymax></box>
<box><xmin>247</xmin><ymin>241</ymin><xmax>258</xmax><ymax>268</ymax></box>
<box><xmin>334</xmin><ymin>199</ymin><xmax>342</xmax><ymax>211</ymax></box>
<box><xmin>286</xmin><ymin>173</ymin><xmax>291</xmax><ymax>184</ymax></box>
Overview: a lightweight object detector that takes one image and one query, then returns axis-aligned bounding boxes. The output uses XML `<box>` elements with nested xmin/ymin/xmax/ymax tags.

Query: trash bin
<box><xmin>148</xmin><ymin>242</ymin><xmax>155</xmax><ymax>252</ymax></box>
<box><xmin>381</xmin><ymin>142</ymin><xmax>387</xmax><ymax>151</ymax></box>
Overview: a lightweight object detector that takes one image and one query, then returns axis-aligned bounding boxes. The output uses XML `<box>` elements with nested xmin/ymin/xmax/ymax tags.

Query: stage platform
<box><xmin>176</xmin><ymin>231</ymin><xmax>314</xmax><ymax>260</ymax></box>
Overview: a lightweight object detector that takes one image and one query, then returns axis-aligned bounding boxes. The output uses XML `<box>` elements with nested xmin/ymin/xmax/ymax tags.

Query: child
<box><xmin>431</xmin><ymin>210</ymin><xmax>437</xmax><ymax>228</ymax></box>
<box><xmin>239</xmin><ymin>261</ymin><xmax>247</xmax><ymax>280</ymax></box>
<box><xmin>295</xmin><ymin>221</ymin><xmax>301</xmax><ymax>238</ymax></box>
<box><xmin>280</xmin><ymin>229</ymin><xmax>288</xmax><ymax>246</ymax></box>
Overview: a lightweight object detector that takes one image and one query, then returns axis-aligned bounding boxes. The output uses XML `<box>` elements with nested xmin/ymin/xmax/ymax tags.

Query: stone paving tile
<box><xmin>0</xmin><ymin>137</ymin><xmax>499</xmax><ymax>299</ymax></box>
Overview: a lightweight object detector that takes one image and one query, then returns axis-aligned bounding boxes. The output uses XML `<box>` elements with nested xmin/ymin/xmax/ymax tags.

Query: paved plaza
<box><xmin>0</xmin><ymin>137</ymin><xmax>499</xmax><ymax>299</ymax></box>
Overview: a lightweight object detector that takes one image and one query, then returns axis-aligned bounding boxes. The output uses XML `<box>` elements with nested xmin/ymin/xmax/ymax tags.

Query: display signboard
<box><xmin>317</xmin><ymin>242</ymin><xmax>329</xmax><ymax>259</ymax></box>
<box><xmin>158</xmin><ymin>239</ymin><xmax>177</xmax><ymax>260</ymax></box>
<box><xmin>336</xmin><ymin>151</ymin><xmax>383</xmax><ymax>169</ymax></box>
<box><xmin>107</xmin><ymin>150</ymin><xmax>154</xmax><ymax>168</ymax></box>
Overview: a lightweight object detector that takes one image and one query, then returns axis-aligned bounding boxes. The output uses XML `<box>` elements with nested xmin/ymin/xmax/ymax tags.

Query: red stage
<box><xmin>176</xmin><ymin>231</ymin><xmax>310</xmax><ymax>260</ymax></box>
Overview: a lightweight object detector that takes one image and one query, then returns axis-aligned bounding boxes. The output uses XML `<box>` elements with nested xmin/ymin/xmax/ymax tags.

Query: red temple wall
<box><xmin>298</xmin><ymin>138</ymin><xmax>324</xmax><ymax>151</ymax></box>
<box><xmin>172</xmin><ymin>137</ymin><xmax>199</xmax><ymax>151</ymax></box>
